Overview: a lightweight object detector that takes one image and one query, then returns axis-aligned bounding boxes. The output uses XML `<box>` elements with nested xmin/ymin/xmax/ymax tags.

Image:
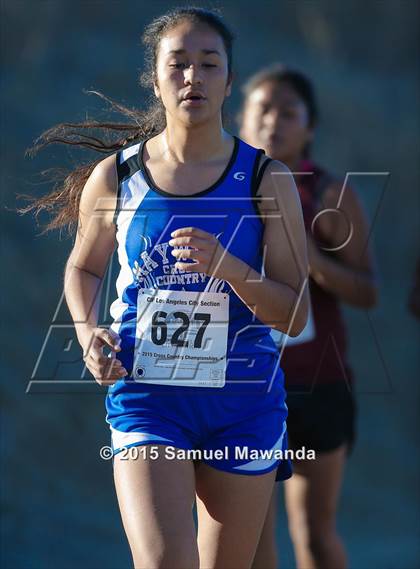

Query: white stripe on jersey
<box><xmin>110</xmin><ymin>147</ymin><xmax>148</xmax><ymax>335</ymax></box>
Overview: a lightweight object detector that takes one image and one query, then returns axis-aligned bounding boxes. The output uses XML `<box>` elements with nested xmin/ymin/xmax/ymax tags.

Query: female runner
<box><xmin>240</xmin><ymin>65</ymin><xmax>378</xmax><ymax>569</ymax></box>
<box><xmin>20</xmin><ymin>10</ymin><xmax>309</xmax><ymax>569</ymax></box>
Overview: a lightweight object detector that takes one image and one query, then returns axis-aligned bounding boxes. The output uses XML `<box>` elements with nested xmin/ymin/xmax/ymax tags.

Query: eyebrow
<box><xmin>167</xmin><ymin>49</ymin><xmax>221</xmax><ymax>56</ymax></box>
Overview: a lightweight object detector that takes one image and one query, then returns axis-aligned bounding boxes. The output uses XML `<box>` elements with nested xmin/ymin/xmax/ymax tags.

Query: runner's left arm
<box><xmin>226</xmin><ymin>160</ymin><xmax>309</xmax><ymax>337</ymax></box>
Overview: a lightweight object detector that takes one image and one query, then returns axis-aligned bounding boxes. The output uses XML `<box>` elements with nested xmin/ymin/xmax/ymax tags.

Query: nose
<box><xmin>183</xmin><ymin>64</ymin><xmax>203</xmax><ymax>86</ymax></box>
<box><xmin>263</xmin><ymin>108</ymin><xmax>281</xmax><ymax>129</ymax></box>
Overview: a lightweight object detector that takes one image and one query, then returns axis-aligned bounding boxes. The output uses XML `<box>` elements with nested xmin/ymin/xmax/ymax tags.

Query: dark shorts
<box><xmin>275</xmin><ymin>381</ymin><xmax>356</xmax><ymax>482</ymax></box>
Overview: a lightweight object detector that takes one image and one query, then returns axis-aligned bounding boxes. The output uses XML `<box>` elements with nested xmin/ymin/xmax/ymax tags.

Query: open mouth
<box><xmin>181</xmin><ymin>92</ymin><xmax>206</xmax><ymax>103</ymax></box>
<box><xmin>181</xmin><ymin>95</ymin><xmax>206</xmax><ymax>108</ymax></box>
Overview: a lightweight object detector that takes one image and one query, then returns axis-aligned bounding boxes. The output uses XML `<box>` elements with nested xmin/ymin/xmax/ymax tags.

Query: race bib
<box><xmin>270</xmin><ymin>299</ymin><xmax>316</xmax><ymax>348</ymax></box>
<box><xmin>132</xmin><ymin>288</ymin><xmax>229</xmax><ymax>387</ymax></box>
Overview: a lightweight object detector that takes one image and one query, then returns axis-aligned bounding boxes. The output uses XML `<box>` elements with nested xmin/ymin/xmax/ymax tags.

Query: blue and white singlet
<box><xmin>105</xmin><ymin>135</ymin><xmax>292</xmax><ymax>479</ymax></box>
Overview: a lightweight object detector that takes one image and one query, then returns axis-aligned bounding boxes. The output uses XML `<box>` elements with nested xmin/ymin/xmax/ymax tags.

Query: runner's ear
<box><xmin>225</xmin><ymin>71</ymin><xmax>234</xmax><ymax>97</ymax></box>
<box><xmin>153</xmin><ymin>72</ymin><xmax>161</xmax><ymax>99</ymax></box>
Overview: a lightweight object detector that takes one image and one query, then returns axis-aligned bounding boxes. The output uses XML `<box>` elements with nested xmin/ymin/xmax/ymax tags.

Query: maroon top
<box><xmin>280</xmin><ymin>159</ymin><xmax>354</xmax><ymax>389</ymax></box>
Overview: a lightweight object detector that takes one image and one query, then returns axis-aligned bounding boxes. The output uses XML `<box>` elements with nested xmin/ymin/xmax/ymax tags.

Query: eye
<box><xmin>202</xmin><ymin>63</ymin><xmax>217</xmax><ymax>68</ymax></box>
<box><xmin>169</xmin><ymin>62</ymin><xmax>186</xmax><ymax>69</ymax></box>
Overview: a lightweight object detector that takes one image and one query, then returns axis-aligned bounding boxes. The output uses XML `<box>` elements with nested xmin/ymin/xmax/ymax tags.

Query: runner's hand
<box><xmin>81</xmin><ymin>327</ymin><xmax>127</xmax><ymax>386</ymax></box>
<box><xmin>169</xmin><ymin>227</ymin><xmax>238</xmax><ymax>280</ymax></box>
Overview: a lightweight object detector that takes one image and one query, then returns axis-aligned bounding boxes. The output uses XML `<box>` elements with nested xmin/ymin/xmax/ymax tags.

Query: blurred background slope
<box><xmin>1</xmin><ymin>1</ymin><xmax>419</xmax><ymax>568</ymax></box>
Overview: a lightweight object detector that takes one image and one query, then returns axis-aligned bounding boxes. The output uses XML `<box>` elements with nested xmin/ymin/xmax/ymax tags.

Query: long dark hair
<box><xmin>239</xmin><ymin>63</ymin><xmax>318</xmax><ymax>158</ymax></box>
<box><xmin>17</xmin><ymin>7</ymin><xmax>235</xmax><ymax>237</ymax></box>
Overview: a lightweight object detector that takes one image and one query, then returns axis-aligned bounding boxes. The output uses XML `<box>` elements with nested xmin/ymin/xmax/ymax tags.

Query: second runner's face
<box><xmin>154</xmin><ymin>21</ymin><xmax>232</xmax><ymax>126</ymax></box>
<box><xmin>240</xmin><ymin>80</ymin><xmax>313</xmax><ymax>163</ymax></box>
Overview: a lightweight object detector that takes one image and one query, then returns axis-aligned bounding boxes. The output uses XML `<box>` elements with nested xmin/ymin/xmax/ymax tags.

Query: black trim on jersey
<box><xmin>112</xmin><ymin>146</ymin><xmax>143</xmax><ymax>225</ymax></box>
<box><xmin>250</xmin><ymin>153</ymin><xmax>272</xmax><ymax>219</ymax></box>
<box><xmin>119</xmin><ymin>154</ymin><xmax>142</xmax><ymax>184</ymax></box>
<box><xmin>137</xmin><ymin>135</ymin><xmax>240</xmax><ymax>198</ymax></box>
<box><xmin>256</xmin><ymin>156</ymin><xmax>273</xmax><ymax>188</ymax></box>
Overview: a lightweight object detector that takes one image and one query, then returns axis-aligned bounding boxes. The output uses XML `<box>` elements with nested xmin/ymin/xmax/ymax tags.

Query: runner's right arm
<box><xmin>64</xmin><ymin>154</ymin><xmax>127</xmax><ymax>385</ymax></box>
